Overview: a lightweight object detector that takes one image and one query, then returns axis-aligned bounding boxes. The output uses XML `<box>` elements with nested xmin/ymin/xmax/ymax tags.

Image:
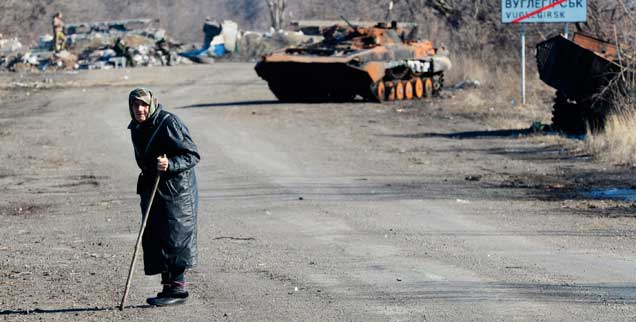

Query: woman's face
<box><xmin>132</xmin><ymin>99</ymin><xmax>150</xmax><ymax>123</ymax></box>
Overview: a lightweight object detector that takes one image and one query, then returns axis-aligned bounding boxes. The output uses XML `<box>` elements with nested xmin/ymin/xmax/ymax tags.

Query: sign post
<box><xmin>501</xmin><ymin>0</ymin><xmax>587</xmax><ymax>105</ymax></box>
<box><xmin>521</xmin><ymin>24</ymin><xmax>526</xmax><ymax>105</ymax></box>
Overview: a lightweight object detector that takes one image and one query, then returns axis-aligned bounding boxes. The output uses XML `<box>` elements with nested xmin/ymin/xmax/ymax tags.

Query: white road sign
<box><xmin>502</xmin><ymin>0</ymin><xmax>587</xmax><ymax>23</ymax></box>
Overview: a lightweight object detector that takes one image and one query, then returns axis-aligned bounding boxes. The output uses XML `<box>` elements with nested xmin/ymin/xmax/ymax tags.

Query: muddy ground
<box><xmin>1</xmin><ymin>64</ymin><xmax>636</xmax><ymax>322</ymax></box>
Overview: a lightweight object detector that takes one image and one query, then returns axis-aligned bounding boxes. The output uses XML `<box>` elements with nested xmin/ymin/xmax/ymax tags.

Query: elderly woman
<box><xmin>127</xmin><ymin>88</ymin><xmax>200</xmax><ymax>306</ymax></box>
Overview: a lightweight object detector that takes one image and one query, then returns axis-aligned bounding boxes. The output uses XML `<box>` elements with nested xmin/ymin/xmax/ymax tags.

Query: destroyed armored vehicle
<box><xmin>536</xmin><ymin>32</ymin><xmax>632</xmax><ymax>133</ymax></box>
<box><xmin>255</xmin><ymin>20</ymin><xmax>451</xmax><ymax>102</ymax></box>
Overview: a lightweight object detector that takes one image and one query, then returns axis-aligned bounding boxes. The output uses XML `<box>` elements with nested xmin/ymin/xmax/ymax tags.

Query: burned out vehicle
<box><xmin>536</xmin><ymin>32</ymin><xmax>631</xmax><ymax>134</ymax></box>
<box><xmin>255</xmin><ymin>20</ymin><xmax>451</xmax><ymax>102</ymax></box>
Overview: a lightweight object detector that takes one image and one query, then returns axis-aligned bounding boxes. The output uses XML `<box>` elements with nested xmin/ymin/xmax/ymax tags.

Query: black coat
<box><xmin>128</xmin><ymin>105</ymin><xmax>200</xmax><ymax>275</ymax></box>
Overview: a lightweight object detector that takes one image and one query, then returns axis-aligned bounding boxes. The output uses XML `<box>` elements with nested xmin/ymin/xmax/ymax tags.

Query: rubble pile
<box><xmin>66</xmin><ymin>19</ymin><xmax>190</xmax><ymax>69</ymax></box>
<box><xmin>1</xmin><ymin>18</ymin><xmax>192</xmax><ymax>72</ymax></box>
<box><xmin>0</xmin><ymin>36</ymin><xmax>23</xmax><ymax>71</ymax></box>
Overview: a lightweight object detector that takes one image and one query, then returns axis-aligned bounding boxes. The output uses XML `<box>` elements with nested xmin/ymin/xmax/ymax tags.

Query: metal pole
<box><xmin>521</xmin><ymin>24</ymin><xmax>526</xmax><ymax>105</ymax></box>
<box><xmin>564</xmin><ymin>23</ymin><xmax>569</xmax><ymax>39</ymax></box>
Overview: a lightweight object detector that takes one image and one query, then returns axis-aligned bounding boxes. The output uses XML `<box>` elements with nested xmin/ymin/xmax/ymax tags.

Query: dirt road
<box><xmin>1</xmin><ymin>64</ymin><xmax>636</xmax><ymax>321</ymax></box>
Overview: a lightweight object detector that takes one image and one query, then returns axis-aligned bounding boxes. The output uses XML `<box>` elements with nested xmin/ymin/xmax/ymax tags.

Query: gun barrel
<box><xmin>340</xmin><ymin>15</ymin><xmax>358</xmax><ymax>32</ymax></box>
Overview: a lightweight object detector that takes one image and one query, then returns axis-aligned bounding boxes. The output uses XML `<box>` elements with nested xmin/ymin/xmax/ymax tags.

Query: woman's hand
<box><xmin>157</xmin><ymin>154</ymin><xmax>169</xmax><ymax>172</ymax></box>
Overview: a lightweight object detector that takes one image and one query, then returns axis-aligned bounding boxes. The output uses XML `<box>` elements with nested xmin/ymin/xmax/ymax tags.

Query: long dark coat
<box><xmin>128</xmin><ymin>104</ymin><xmax>200</xmax><ymax>275</ymax></box>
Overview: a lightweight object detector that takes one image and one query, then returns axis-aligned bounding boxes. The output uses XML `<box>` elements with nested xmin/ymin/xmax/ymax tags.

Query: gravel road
<box><xmin>1</xmin><ymin>64</ymin><xmax>635</xmax><ymax>322</ymax></box>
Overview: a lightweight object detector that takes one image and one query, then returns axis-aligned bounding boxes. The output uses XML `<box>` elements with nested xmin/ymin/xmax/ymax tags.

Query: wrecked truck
<box><xmin>255</xmin><ymin>20</ymin><xmax>451</xmax><ymax>102</ymax></box>
<box><xmin>536</xmin><ymin>32</ymin><xmax>632</xmax><ymax>134</ymax></box>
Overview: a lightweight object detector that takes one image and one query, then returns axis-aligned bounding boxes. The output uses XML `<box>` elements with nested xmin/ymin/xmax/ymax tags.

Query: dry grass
<box><xmin>585</xmin><ymin>109</ymin><xmax>636</xmax><ymax>166</ymax></box>
<box><xmin>583</xmin><ymin>0</ymin><xmax>636</xmax><ymax>166</ymax></box>
<box><xmin>446</xmin><ymin>49</ymin><xmax>553</xmax><ymax>130</ymax></box>
<box><xmin>448</xmin><ymin>52</ymin><xmax>521</xmax><ymax>104</ymax></box>
<box><xmin>525</xmin><ymin>132</ymin><xmax>584</xmax><ymax>152</ymax></box>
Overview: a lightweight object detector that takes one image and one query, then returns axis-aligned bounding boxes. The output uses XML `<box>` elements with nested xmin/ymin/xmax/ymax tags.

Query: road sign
<box><xmin>502</xmin><ymin>0</ymin><xmax>587</xmax><ymax>23</ymax></box>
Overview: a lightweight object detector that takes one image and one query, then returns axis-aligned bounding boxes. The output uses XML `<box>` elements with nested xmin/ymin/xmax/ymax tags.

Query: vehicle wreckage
<box><xmin>536</xmin><ymin>32</ymin><xmax>633</xmax><ymax>133</ymax></box>
<box><xmin>255</xmin><ymin>19</ymin><xmax>451</xmax><ymax>102</ymax></box>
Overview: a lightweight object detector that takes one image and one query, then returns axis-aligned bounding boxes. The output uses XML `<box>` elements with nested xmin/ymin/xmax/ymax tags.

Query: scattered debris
<box><xmin>221</xmin><ymin>20</ymin><xmax>239</xmax><ymax>53</ymax></box>
<box><xmin>453</xmin><ymin>79</ymin><xmax>481</xmax><ymax>90</ymax></box>
<box><xmin>202</xmin><ymin>18</ymin><xmax>222</xmax><ymax>49</ymax></box>
<box><xmin>585</xmin><ymin>188</ymin><xmax>636</xmax><ymax>202</ymax></box>
<box><xmin>465</xmin><ymin>175</ymin><xmax>482</xmax><ymax>181</ymax></box>
<box><xmin>529</xmin><ymin>121</ymin><xmax>551</xmax><ymax>133</ymax></box>
<box><xmin>0</xmin><ymin>204</ymin><xmax>49</xmax><ymax>216</ymax></box>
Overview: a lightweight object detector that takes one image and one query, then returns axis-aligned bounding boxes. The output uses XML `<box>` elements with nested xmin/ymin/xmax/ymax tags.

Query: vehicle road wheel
<box><xmin>385</xmin><ymin>81</ymin><xmax>396</xmax><ymax>101</ymax></box>
<box><xmin>413</xmin><ymin>78</ymin><xmax>424</xmax><ymax>99</ymax></box>
<box><xmin>371</xmin><ymin>81</ymin><xmax>386</xmax><ymax>102</ymax></box>
<box><xmin>395</xmin><ymin>80</ymin><xmax>405</xmax><ymax>100</ymax></box>
<box><xmin>424</xmin><ymin>78</ymin><xmax>434</xmax><ymax>97</ymax></box>
<box><xmin>404</xmin><ymin>80</ymin><xmax>414</xmax><ymax>100</ymax></box>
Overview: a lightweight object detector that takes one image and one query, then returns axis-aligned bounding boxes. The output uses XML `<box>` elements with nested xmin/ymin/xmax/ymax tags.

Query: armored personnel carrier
<box><xmin>255</xmin><ymin>20</ymin><xmax>451</xmax><ymax>102</ymax></box>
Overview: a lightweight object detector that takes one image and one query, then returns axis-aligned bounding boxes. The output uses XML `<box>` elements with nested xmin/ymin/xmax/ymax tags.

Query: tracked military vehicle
<box><xmin>255</xmin><ymin>20</ymin><xmax>451</xmax><ymax>103</ymax></box>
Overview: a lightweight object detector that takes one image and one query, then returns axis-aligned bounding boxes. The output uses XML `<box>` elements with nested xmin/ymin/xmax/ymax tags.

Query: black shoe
<box><xmin>146</xmin><ymin>296</ymin><xmax>187</xmax><ymax>306</ymax></box>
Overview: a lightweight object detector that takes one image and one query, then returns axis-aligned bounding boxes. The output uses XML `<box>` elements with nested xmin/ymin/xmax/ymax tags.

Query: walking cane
<box><xmin>119</xmin><ymin>172</ymin><xmax>161</xmax><ymax>310</ymax></box>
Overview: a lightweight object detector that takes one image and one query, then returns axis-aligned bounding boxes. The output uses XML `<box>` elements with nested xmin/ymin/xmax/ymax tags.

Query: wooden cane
<box><xmin>119</xmin><ymin>172</ymin><xmax>161</xmax><ymax>310</ymax></box>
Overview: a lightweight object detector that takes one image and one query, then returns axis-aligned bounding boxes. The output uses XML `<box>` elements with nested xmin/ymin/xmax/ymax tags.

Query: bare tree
<box><xmin>228</xmin><ymin>0</ymin><xmax>265</xmax><ymax>30</ymax></box>
<box><xmin>265</xmin><ymin>0</ymin><xmax>286</xmax><ymax>30</ymax></box>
